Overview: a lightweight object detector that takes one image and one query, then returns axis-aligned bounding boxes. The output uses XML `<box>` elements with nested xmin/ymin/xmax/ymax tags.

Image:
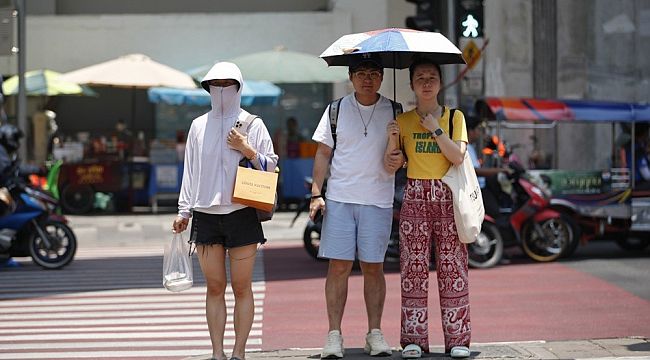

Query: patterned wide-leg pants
<box><xmin>399</xmin><ymin>179</ymin><xmax>471</xmax><ymax>353</ymax></box>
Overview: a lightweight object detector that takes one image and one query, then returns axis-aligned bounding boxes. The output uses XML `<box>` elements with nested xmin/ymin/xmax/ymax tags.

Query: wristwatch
<box><xmin>432</xmin><ymin>128</ymin><xmax>444</xmax><ymax>138</ymax></box>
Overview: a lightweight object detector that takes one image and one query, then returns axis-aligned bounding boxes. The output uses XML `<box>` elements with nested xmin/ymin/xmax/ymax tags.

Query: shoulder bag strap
<box><xmin>448</xmin><ymin>107</ymin><xmax>456</xmax><ymax>139</ymax></box>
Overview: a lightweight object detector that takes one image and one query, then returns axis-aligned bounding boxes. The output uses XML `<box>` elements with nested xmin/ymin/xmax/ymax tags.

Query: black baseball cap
<box><xmin>348</xmin><ymin>53</ymin><xmax>383</xmax><ymax>72</ymax></box>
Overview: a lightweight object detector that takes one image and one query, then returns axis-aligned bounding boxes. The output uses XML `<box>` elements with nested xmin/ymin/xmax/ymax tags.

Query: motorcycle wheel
<box><xmin>468</xmin><ymin>222</ymin><xmax>503</xmax><ymax>269</ymax></box>
<box><xmin>521</xmin><ymin>215</ymin><xmax>573</xmax><ymax>262</ymax></box>
<box><xmin>559</xmin><ymin>214</ymin><xmax>581</xmax><ymax>258</ymax></box>
<box><xmin>29</xmin><ymin>220</ymin><xmax>77</xmax><ymax>269</ymax></box>
<box><xmin>303</xmin><ymin>221</ymin><xmax>324</xmax><ymax>260</ymax></box>
<box><xmin>615</xmin><ymin>234</ymin><xmax>650</xmax><ymax>251</ymax></box>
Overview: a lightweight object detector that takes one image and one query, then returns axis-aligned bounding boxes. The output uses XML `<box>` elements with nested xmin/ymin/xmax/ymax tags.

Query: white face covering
<box><xmin>209</xmin><ymin>84</ymin><xmax>240</xmax><ymax>118</ymax></box>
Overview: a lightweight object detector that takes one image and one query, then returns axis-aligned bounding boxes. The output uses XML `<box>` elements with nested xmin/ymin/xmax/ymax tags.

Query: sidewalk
<box><xmin>183</xmin><ymin>337</ymin><xmax>650</xmax><ymax>359</ymax></box>
<box><xmin>66</xmin><ymin>211</ymin><xmax>307</xmax><ymax>247</ymax></box>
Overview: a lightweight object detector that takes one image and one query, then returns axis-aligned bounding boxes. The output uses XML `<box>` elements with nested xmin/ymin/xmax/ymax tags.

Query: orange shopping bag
<box><xmin>232</xmin><ymin>166</ymin><xmax>278</xmax><ymax>213</ymax></box>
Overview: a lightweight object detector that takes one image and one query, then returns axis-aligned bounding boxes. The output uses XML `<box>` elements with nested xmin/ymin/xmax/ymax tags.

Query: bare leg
<box><xmin>325</xmin><ymin>259</ymin><xmax>354</xmax><ymax>331</ymax></box>
<box><xmin>359</xmin><ymin>261</ymin><xmax>386</xmax><ymax>331</ymax></box>
<box><xmin>197</xmin><ymin>245</ymin><xmax>228</xmax><ymax>360</ymax></box>
<box><xmin>228</xmin><ymin>243</ymin><xmax>259</xmax><ymax>360</ymax></box>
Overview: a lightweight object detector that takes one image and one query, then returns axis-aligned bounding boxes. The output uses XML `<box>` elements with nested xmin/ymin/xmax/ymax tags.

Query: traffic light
<box><xmin>405</xmin><ymin>0</ymin><xmax>441</xmax><ymax>32</ymax></box>
<box><xmin>457</xmin><ymin>0</ymin><xmax>484</xmax><ymax>38</ymax></box>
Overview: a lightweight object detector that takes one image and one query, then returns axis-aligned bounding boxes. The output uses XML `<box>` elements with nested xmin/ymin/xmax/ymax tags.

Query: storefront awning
<box><xmin>476</xmin><ymin>97</ymin><xmax>650</xmax><ymax>123</ymax></box>
<box><xmin>147</xmin><ymin>80</ymin><xmax>282</xmax><ymax>107</ymax></box>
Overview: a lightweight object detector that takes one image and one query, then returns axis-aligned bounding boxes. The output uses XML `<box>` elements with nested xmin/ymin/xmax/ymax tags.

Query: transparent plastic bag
<box><xmin>163</xmin><ymin>233</ymin><xmax>193</xmax><ymax>292</ymax></box>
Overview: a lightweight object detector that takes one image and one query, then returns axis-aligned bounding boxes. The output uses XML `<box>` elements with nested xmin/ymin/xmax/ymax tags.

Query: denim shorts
<box><xmin>190</xmin><ymin>207</ymin><xmax>266</xmax><ymax>249</ymax></box>
<box><xmin>318</xmin><ymin>199</ymin><xmax>392</xmax><ymax>263</ymax></box>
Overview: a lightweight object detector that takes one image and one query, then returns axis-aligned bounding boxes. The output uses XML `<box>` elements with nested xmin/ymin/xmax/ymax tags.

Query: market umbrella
<box><xmin>189</xmin><ymin>48</ymin><xmax>349</xmax><ymax>84</ymax></box>
<box><xmin>320</xmin><ymin>28</ymin><xmax>466</xmax><ymax>99</ymax></box>
<box><xmin>2</xmin><ymin>69</ymin><xmax>97</xmax><ymax>96</ymax></box>
<box><xmin>59</xmin><ymin>53</ymin><xmax>196</xmax><ymax>133</ymax></box>
<box><xmin>60</xmin><ymin>53</ymin><xmax>196</xmax><ymax>89</ymax></box>
<box><xmin>147</xmin><ymin>80</ymin><xmax>282</xmax><ymax>107</ymax></box>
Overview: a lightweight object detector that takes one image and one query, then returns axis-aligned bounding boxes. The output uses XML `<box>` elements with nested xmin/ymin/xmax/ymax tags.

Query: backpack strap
<box><xmin>240</xmin><ymin>113</ymin><xmax>261</xmax><ymax>167</ymax></box>
<box><xmin>329</xmin><ymin>97</ymin><xmax>403</xmax><ymax>152</ymax></box>
<box><xmin>390</xmin><ymin>100</ymin><xmax>403</xmax><ymax>118</ymax></box>
<box><xmin>328</xmin><ymin>98</ymin><xmax>343</xmax><ymax>151</ymax></box>
<box><xmin>243</xmin><ymin>113</ymin><xmax>259</xmax><ymax>130</ymax></box>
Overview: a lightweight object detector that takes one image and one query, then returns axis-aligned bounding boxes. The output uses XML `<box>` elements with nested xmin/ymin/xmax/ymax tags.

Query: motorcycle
<box><xmin>292</xmin><ymin>174</ymin><xmax>402</xmax><ymax>263</ymax></box>
<box><xmin>0</xmin><ymin>164</ymin><xmax>77</xmax><ymax>269</ymax></box>
<box><xmin>294</xmin><ymin>169</ymin><xmax>501</xmax><ymax>268</ymax></box>
<box><xmin>478</xmin><ymin>162</ymin><xmax>577</xmax><ymax>263</ymax></box>
<box><xmin>476</xmin><ymin>97</ymin><xmax>650</xmax><ymax>256</ymax></box>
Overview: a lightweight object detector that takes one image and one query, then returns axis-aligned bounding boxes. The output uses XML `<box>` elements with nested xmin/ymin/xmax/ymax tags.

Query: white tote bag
<box><xmin>162</xmin><ymin>233</ymin><xmax>193</xmax><ymax>292</ymax></box>
<box><xmin>442</xmin><ymin>150</ymin><xmax>484</xmax><ymax>244</ymax></box>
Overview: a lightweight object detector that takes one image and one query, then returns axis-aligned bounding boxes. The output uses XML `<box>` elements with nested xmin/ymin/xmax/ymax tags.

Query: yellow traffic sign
<box><xmin>462</xmin><ymin>40</ymin><xmax>482</xmax><ymax>69</ymax></box>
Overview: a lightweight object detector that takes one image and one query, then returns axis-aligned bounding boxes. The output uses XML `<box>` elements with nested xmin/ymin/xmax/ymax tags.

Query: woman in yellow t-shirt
<box><xmin>384</xmin><ymin>57</ymin><xmax>471</xmax><ymax>359</ymax></box>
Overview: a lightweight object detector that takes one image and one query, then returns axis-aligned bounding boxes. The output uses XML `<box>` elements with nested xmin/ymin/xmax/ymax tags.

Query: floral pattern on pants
<box><xmin>400</xmin><ymin>179</ymin><xmax>471</xmax><ymax>353</ymax></box>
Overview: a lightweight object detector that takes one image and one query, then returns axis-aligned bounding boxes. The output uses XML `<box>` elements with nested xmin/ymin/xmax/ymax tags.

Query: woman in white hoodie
<box><xmin>172</xmin><ymin>62</ymin><xmax>278</xmax><ymax>360</ymax></box>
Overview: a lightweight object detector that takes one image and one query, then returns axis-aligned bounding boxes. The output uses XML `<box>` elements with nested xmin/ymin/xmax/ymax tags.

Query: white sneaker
<box><xmin>321</xmin><ymin>330</ymin><xmax>344</xmax><ymax>359</ymax></box>
<box><xmin>364</xmin><ymin>328</ymin><xmax>392</xmax><ymax>356</ymax></box>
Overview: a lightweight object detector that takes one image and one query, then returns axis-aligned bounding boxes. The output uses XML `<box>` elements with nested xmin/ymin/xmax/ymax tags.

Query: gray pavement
<box><xmin>64</xmin><ymin>213</ymin><xmax>650</xmax><ymax>360</ymax></box>
<box><xmin>66</xmin><ymin>210</ymin><xmax>308</xmax><ymax>248</ymax></box>
<box><xmin>182</xmin><ymin>337</ymin><xmax>650</xmax><ymax>359</ymax></box>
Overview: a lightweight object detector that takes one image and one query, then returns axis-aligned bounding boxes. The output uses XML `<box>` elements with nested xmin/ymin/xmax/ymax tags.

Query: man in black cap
<box><xmin>309</xmin><ymin>53</ymin><xmax>402</xmax><ymax>358</ymax></box>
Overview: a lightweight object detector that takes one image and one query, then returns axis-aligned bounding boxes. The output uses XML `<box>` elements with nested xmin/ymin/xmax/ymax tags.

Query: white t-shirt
<box><xmin>312</xmin><ymin>93</ymin><xmax>395</xmax><ymax>208</ymax></box>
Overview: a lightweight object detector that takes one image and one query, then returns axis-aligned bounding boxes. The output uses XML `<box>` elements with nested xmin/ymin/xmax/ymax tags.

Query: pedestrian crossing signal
<box><xmin>456</xmin><ymin>0</ymin><xmax>483</xmax><ymax>39</ymax></box>
<box><xmin>461</xmin><ymin>14</ymin><xmax>480</xmax><ymax>38</ymax></box>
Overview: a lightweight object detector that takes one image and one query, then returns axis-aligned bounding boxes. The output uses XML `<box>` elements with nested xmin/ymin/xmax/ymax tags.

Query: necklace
<box><xmin>354</xmin><ymin>97</ymin><xmax>378</xmax><ymax>137</ymax></box>
<box><xmin>415</xmin><ymin>105</ymin><xmax>441</xmax><ymax>120</ymax></box>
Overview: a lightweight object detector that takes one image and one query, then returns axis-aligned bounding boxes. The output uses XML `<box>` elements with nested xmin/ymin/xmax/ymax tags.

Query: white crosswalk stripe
<box><xmin>0</xmin><ymin>246</ymin><xmax>266</xmax><ymax>359</ymax></box>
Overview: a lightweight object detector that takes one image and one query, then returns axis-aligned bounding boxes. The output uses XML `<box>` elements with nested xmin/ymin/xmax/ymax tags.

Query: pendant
<box><xmin>364</xmin><ymin>129</ymin><xmax>368</xmax><ymax>137</ymax></box>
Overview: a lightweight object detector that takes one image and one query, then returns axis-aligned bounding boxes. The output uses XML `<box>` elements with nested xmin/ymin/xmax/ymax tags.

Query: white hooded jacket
<box><xmin>178</xmin><ymin>62</ymin><xmax>278</xmax><ymax>218</ymax></box>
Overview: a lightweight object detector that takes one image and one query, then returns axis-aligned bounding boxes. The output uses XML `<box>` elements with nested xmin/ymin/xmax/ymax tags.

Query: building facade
<box><xmin>484</xmin><ymin>0</ymin><xmax>650</xmax><ymax>170</ymax></box>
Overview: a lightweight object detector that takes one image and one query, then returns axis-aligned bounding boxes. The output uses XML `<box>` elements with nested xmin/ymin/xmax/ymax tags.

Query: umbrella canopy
<box><xmin>189</xmin><ymin>48</ymin><xmax>349</xmax><ymax>83</ymax></box>
<box><xmin>2</xmin><ymin>69</ymin><xmax>97</xmax><ymax>96</ymax></box>
<box><xmin>147</xmin><ymin>80</ymin><xmax>282</xmax><ymax>107</ymax></box>
<box><xmin>477</xmin><ymin>97</ymin><xmax>650</xmax><ymax>123</ymax></box>
<box><xmin>320</xmin><ymin>28</ymin><xmax>466</xmax><ymax>69</ymax></box>
<box><xmin>60</xmin><ymin>53</ymin><xmax>196</xmax><ymax>89</ymax></box>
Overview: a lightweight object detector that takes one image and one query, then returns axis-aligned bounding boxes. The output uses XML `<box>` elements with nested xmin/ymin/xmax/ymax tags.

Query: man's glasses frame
<box><xmin>352</xmin><ymin>71</ymin><xmax>382</xmax><ymax>81</ymax></box>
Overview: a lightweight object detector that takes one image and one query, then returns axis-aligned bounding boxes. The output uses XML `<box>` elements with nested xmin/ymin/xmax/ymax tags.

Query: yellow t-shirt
<box><xmin>397</xmin><ymin>107</ymin><xmax>468</xmax><ymax>179</ymax></box>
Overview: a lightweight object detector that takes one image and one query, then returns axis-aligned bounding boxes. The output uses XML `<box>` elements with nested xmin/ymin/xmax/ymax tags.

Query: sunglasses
<box><xmin>207</xmin><ymin>79</ymin><xmax>239</xmax><ymax>87</ymax></box>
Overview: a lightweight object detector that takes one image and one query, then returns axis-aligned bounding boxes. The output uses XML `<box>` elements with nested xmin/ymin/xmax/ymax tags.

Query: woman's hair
<box><xmin>409</xmin><ymin>56</ymin><xmax>442</xmax><ymax>84</ymax></box>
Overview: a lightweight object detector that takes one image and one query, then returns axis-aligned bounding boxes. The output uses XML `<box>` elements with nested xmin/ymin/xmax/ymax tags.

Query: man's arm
<box><xmin>309</xmin><ymin>142</ymin><xmax>332</xmax><ymax>220</ymax></box>
<box><xmin>384</xmin><ymin>120</ymin><xmax>404</xmax><ymax>173</ymax></box>
<box><xmin>475</xmin><ymin>167</ymin><xmax>506</xmax><ymax>178</ymax></box>
<box><xmin>174</xmin><ymin>126</ymin><xmax>194</xmax><ymax>233</ymax></box>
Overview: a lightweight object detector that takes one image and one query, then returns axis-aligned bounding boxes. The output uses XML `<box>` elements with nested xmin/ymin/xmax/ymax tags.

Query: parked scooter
<box><xmin>480</xmin><ymin>161</ymin><xmax>577</xmax><ymax>263</ymax></box>
<box><xmin>0</xmin><ymin>163</ymin><xmax>77</xmax><ymax>269</ymax></box>
<box><xmin>469</xmin><ymin>220</ymin><xmax>504</xmax><ymax>268</ymax></box>
<box><xmin>292</xmin><ymin>174</ymin><xmax>402</xmax><ymax>263</ymax></box>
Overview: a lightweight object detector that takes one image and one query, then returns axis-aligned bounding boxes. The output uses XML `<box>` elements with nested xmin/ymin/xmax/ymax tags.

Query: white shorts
<box><xmin>318</xmin><ymin>199</ymin><xmax>392</xmax><ymax>263</ymax></box>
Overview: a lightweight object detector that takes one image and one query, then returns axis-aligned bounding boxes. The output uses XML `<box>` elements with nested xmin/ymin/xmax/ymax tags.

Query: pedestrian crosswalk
<box><xmin>0</xmin><ymin>246</ymin><xmax>266</xmax><ymax>359</ymax></box>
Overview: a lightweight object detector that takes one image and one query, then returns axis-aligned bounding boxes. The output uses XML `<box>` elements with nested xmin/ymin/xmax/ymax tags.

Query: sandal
<box><xmin>450</xmin><ymin>346</ymin><xmax>470</xmax><ymax>358</ymax></box>
<box><xmin>210</xmin><ymin>353</ymin><xmax>227</xmax><ymax>360</ymax></box>
<box><xmin>401</xmin><ymin>344</ymin><xmax>422</xmax><ymax>359</ymax></box>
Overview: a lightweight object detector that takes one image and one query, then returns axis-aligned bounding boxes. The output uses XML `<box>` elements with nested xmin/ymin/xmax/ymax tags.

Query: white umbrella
<box><xmin>60</xmin><ymin>53</ymin><xmax>196</xmax><ymax>89</ymax></box>
<box><xmin>320</xmin><ymin>28</ymin><xmax>465</xmax><ymax>68</ymax></box>
<box><xmin>320</xmin><ymin>28</ymin><xmax>465</xmax><ymax>99</ymax></box>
